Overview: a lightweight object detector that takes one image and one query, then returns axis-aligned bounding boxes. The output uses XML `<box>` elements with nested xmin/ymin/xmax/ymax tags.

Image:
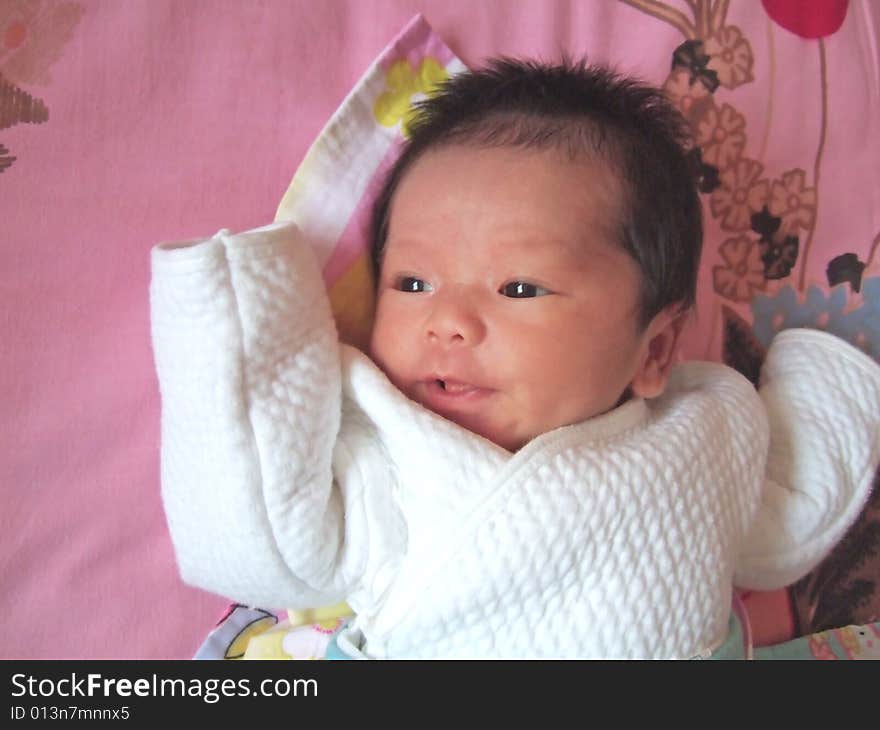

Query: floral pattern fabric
<box><xmin>623</xmin><ymin>0</ymin><xmax>879</xmax><ymax>641</ymax></box>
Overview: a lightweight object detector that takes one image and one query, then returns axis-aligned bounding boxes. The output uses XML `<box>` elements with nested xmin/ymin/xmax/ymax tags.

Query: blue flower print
<box><xmin>751</xmin><ymin>277</ymin><xmax>880</xmax><ymax>360</ymax></box>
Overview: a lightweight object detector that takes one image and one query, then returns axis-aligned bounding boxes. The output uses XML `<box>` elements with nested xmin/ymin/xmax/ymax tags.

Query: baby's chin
<box><xmin>448</xmin><ymin>403</ymin><xmax>624</xmax><ymax>453</ymax></box>
<box><xmin>439</xmin><ymin>410</ymin><xmax>530</xmax><ymax>453</ymax></box>
<box><xmin>409</xmin><ymin>386</ymin><xmax>586</xmax><ymax>452</ymax></box>
<box><xmin>378</xmin><ymin>366</ymin><xmax>534</xmax><ymax>452</ymax></box>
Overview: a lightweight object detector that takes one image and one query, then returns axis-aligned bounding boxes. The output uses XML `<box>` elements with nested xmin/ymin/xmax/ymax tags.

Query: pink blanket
<box><xmin>2</xmin><ymin>0</ymin><xmax>877</xmax><ymax>658</ymax></box>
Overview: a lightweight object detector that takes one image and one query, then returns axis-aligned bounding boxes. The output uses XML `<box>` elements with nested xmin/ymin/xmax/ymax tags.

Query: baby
<box><xmin>150</xmin><ymin>59</ymin><xmax>880</xmax><ymax>658</ymax></box>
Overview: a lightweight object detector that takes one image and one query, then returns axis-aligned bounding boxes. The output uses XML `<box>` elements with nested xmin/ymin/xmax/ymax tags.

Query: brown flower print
<box><xmin>662</xmin><ymin>67</ymin><xmax>712</xmax><ymax>126</ymax></box>
<box><xmin>710</xmin><ymin>158</ymin><xmax>769</xmax><ymax>232</ymax></box>
<box><xmin>713</xmin><ymin>236</ymin><xmax>766</xmax><ymax>302</ymax></box>
<box><xmin>696</xmin><ymin>103</ymin><xmax>746</xmax><ymax>170</ymax></box>
<box><xmin>0</xmin><ymin>70</ymin><xmax>47</xmax><ymax>129</ymax></box>
<box><xmin>760</xmin><ymin>234</ymin><xmax>799</xmax><ymax>280</ymax></box>
<box><xmin>0</xmin><ymin>142</ymin><xmax>13</xmax><ymax>171</ymax></box>
<box><xmin>769</xmin><ymin>169</ymin><xmax>817</xmax><ymax>236</ymax></box>
<box><xmin>705</xmin><ymin>25</ymin><xmax>755</xmax><ymax>90</ymax></box>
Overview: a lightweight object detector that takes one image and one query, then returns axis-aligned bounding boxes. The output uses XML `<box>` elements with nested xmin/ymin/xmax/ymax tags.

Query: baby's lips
<box><xmin>428</xmin><ymin>375</ymin><xmax>488</xmax><ymax>393</ymax></box>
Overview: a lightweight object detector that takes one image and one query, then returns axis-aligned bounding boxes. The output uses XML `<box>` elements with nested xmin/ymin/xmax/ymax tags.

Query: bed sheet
<box><xmin>2</xmin><ymin>0</ymin><xmax>878</xmax><ymax>658</ymax></box>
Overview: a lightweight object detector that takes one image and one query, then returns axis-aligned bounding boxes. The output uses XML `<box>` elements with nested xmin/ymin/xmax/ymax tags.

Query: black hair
<box><xmin>370</xmin><ymin>57</ymin><xmax>702</xmax><ymax>328</ymax></box>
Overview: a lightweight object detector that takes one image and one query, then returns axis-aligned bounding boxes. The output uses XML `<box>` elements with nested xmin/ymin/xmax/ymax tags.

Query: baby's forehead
<box><xmin>392</xmin><ymin>142</ymin><xmax>626</xmax><ymax>239</ymax></box>
<box><xmin>380</xmin><ymin>142</ymin><xmax>648</xmax><ymax>315</ymax></box>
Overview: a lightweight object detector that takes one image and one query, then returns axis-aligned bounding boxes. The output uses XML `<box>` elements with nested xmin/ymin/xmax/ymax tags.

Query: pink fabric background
<box><xmin>2</xmin><ymin>0</ymin><xmax>877</xmax><ymax>658</ymax></box>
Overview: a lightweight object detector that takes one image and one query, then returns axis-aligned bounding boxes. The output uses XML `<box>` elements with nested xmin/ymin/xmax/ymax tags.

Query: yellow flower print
<box><xmin>710</xmin><ymin>158</ymin><xmax>769</xmax><ymax>232</ymax></box>
<box><xmin>705</xmin><ymin>25</ymin><xmax>755</xmax><ymax>90</ymax></box>
<box><xmin>807</xmin><ymin>633</ymin><xmax>838</xmax><ymax>660</ymax></box>
<box><xmin>712</xmin><ymin>236</ymin><xmax>766</xmax><ymax>302</ymax></box>
<box><xmin>374</xmin><ymin>57</ymin><xmax>449</xmax><ymax>138</ymax></box>
<box><xmin>662</xmin><ymin>67</ymin><xmax>712</xmax><ymax>125</ymax></box>
<box><xmin>697</xmin><ymin>103</ymin><xmax>746</xmax><ymax>171</ymax></box>
<box><xmin>768</xmin><ymin>169</ymin><xmax>816</xmax><ymax>235</ymax></box>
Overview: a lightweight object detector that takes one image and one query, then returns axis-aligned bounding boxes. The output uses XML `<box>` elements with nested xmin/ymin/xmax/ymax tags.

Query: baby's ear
<box><xmin>629</xmin><ymin>303</ymin><xmax>687</xmax><ymax>400</ymax></box>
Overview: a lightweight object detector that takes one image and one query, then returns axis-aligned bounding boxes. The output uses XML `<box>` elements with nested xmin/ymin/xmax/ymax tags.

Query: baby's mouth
<box><xmin>419</xmin><ymin>377</ymin><xmax>495</xmax><ymax>415</ymax></box>
<box><xmin>436</xmin><ymin>379</ymin><xmax>475</xmax><ymax>393</ymax></box>
<box><xmin>434</xmin><ymin>378</ymin><xmax>477</xmax><ymax>392</ymax></box>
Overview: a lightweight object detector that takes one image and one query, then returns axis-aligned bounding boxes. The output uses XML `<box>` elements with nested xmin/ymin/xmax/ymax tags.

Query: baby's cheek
<box><xmin>370</xmin><ymin>305</ymin><xmax>412</xmax><ymax>380</ymax></box>
<box><xmin>368</xmin><ymin>310</ymin><xmax>392</xmax><ymax>368</ymax></box>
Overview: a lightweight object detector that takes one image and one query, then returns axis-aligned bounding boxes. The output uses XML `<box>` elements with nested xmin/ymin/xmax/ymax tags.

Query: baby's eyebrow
<box><xmin>380</xmin><ymin>234</ymin><xmax>435</xmax><ymax>257</ymax></box>
<box><xmin>497</xmin><ymin>232</ymin><xmax>616</xmax><ymax>264</ymax></box>
<box><xmin>382</xmin><ymin>227</ymin><xmax>620</xmax><ymax>273</ymax></box>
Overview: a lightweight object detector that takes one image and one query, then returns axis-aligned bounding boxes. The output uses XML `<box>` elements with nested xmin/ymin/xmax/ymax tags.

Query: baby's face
<box><xmin>370</xmin><ymin>144</ymin><xmax>654</xmax><ymax>452</ymax></box>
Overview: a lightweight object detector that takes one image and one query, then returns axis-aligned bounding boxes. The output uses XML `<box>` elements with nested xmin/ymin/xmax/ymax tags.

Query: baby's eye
<box><xmin>396</xmin><ymin>276</ymin><xmax>433</xmax><ymax>293</ymax></box>
<box><xmin>499</xmin><ymin>281</ymin><xmax>550</xmax><ymax>298</ymax></box>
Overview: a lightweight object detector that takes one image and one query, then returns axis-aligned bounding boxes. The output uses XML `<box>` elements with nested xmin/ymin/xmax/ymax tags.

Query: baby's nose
<box><xmin>425</xmin><ymin>294</ymin><xmax>486</xmax><ymax>346</ymax></box>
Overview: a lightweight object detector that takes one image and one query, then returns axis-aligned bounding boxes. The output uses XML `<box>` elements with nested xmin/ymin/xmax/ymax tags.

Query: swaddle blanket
<box><xmin>150</xmin><ymin>222</ymin><xmax>880</xmax><ymax>658</ymax></box>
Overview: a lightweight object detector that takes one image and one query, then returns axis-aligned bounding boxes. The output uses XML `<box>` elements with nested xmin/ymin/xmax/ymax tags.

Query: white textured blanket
<box><xmin>150</xmin><ymin>222</ymin><xmax>880</xmax><ymax>658</ymax></box>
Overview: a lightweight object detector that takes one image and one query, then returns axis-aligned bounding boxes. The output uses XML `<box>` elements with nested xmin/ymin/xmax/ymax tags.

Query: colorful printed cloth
<box><xmin>194</xmin><ymin>602</ymin><xmax>880</xmax><ymax>660</ymax></box>
<box><xmin>193</xmin><ymin>604</ymin><xmax>353</xmax><ymax>661</ymax></box>
<box><xmin>753</xmin><ymin>623</ymin><xmax>880</xmax><ymax>660</ymax></box>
